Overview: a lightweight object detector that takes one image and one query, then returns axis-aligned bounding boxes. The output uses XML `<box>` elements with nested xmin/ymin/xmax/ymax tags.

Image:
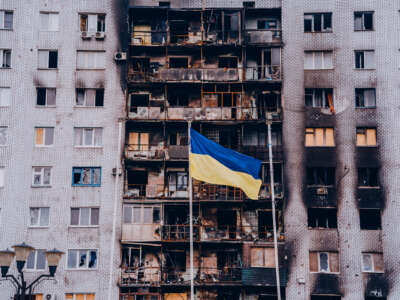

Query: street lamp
<box><xmin>0</xmin><ymin>243</ymin><xmax>64</xmax><ymax>299</ymax></box>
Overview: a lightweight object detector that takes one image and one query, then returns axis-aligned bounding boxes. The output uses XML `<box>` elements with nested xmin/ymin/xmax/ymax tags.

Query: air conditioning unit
<box><xmin>45</xmin><ymin>294</ymin><xmax>57</xmax><ymax>300</ymax></box>
<box><xmin>114</xmin><ymin>52</ymin><xmax>127</xmax><ymax>61</ymax></box>
<box><xmin>95</xmin><ymin>31</ymin><xmax>106</xmax><ymax>39</ymax></box>
<box><xmin>81</xmin><ymin>31</ymin><xmax>91</xmax><ymax>39</ymax></box>
<box><xmin>316</xmin><ymin>187</ymin><xmax>328</xmax><ymax>195</ymax></box>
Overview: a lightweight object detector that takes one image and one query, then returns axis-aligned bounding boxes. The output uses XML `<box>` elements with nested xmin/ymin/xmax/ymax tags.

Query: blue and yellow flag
<box><xmin>190</xmin><ymin>129</ymin><xmax>262</xmax><ymax>200</ymax></box>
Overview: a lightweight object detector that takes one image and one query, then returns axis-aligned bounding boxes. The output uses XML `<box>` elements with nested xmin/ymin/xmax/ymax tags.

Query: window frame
<box><xmin>29</xmin><ymin>207</ymin><xmax>50</xmax><ymax>228</ymax></box>
<box><xmin>354</xmin><ymin>11</ymin><xmax>374</xmax><ymax>31</ymax></box>
<box><xmin>354</xmin><ymin>50</ymin><xmax>375</xmax><ymax>70</ymax></box>
<box><xmin>356</xmin><ymin>127</ymin><xmax>377</xmax><ymax>147</ymax></box>
<box><xmin>39</xmin><ymin>11</ymin><xmax>59</xmax><ymax>32</ymax></box>
<box><xmin>304</xmin><ymin>13</ymin><xmax>332</xmax><ymax>33</ymax></box>
<box><xmin>361</xmin><ymin>252</ymin><xmax>384</xmax><ymax>273</ymax></box>
<box><xmin>36</xmin><ymin>87</ymin><xmax>56</xmax><ymax>107</ymax></box>
<box><xmin>304</xmin><ymin>51</ymin><xmax>333</xmax><ymax>70</ymax></box>
<box><xmin>66</xmin><ymin>294</ymin><xmax>96</xmax><ymax>300</ymax></box>
<box><xmin>76</xmin><ymin>50</ymin><xmax>106</xmax><ymax>70</ymax></box>
<box><xmin>0</xmin><ymin>87</ymin><xmax>11</xmax><ymax>107</ymax></box>
<box><xmin>79</xmin><ymin>13</ymin><xmax>106</xmax><ymax>33</ymax></box>
<box><xmin>35</xmin><ymin>127</ymin><xmax>55</xmax><ymax>147</ymax></box>
<box><xmin>305</xmin><ymin>88</ymin><xmax>334</xmax><ymax>108</ymax></box>
<box><xmin>26</xmin><ymin>249</ymin><xmax>47</xmax><ymax>271</ymax></box>
<box><xmin>123</xmin><ymin>205</ymin><xmax>161</xmax><ymax>225</ymax></box>
<box><xmin>0</xmin><ymin>167</ymin><xmax>4</xmax><ymax>188</ymax></box>
<box><xmin>0</xmin><ymin>10</ymin><xmax>13</xmax><ymax>30</ymax></box>
<box><xmin>75</xmin><ymin>88</ymin><xmax>104</xmax><ymax>107</ymax></box>
<box><xmin>355</xmin><ymin>88</ymin><xmax>376</xmax><ymax>108</ymax></box>
<box><xmin>0</xmin><ymin>49</ymin><xmax>11</xmax><ymax>68</ymax></box>
<box><xmin>0</xmin><ymin>126</ymin><xmax>7</xmax><ymax>146</ymax></box>
<box><xmin>72</xmin><ymin>167</ymin><xmax>102</xmax><ymax>187</ymax></box>
<box><xmin>66</xmin><ymin>249</ymin><xmax>98</xmax><ymax>270</ymax></box>
<box><xmin>74</xmin><ymin>127</ymin><xmax>103</xmax><ymax>147</ymax></box>
<box><xmin>310</xmin><ymin>251</ymin><xmax>340</xmax><ymax>274</ymax></box>
<box><xmin>70</xmin><ymin>207</ymin><xmax>100</xmax><ymax>227</ymax></box>
<box><xmin>32</xmin><ymin>166</ymin><xmax>52</xmax><ymax>187</ymax></box>
<box><xmin>306</xmin><ymin>167</ymin><xmax>335</xmax><ymax>187</ymax></box>
<box><xmin>37</xmin><ymin>49</ymin><xmax>58</xmax><ymax>69</ymax></box>
<box><xmin>305</xmin><ymin>127</ymin><xmax>335</xmax><ymax>147</ymax></box>
<box><xmin>357</xmin><ymin>167</ymin><xmax>379</xmax><ymax>187</ymax></box>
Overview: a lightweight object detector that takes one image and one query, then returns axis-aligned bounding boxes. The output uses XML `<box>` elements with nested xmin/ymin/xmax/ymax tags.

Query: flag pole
<box><xmin>187</xmin><ymin>120</ymin><xmax>195</xmax><ymax>300</ymax></box>
<box><xmin>267</xmin><ymin>118</ymin><xmax>282</xmax><ymax>300</ymax></box>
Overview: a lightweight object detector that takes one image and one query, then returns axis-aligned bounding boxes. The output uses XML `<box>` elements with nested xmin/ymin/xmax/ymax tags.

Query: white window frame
<box><xmin>304</xmin><ymin>13</ymin><xmax>332</xmax><ymax>33</ymax></box>
<box><xmin>123</xmin><ymin>205</ymin><xmax>161</xmax><ymax>225</ymax></box>
<box><xmin>35</xmin><ymin>127</ymin><xmax>54</xmax><ymax>147</ymax></box>
<box><xmin>305</xmin><ymin>88</ymin><xmax>333</xmax><ymax>108</ymax></box>
<box><xmin>304</xmin><ymin>51</ymin><xmax>333</xmax><ymax>70</ymax></box>
<box><xmin>76</xmin><ymin>51</ymin><xmax>106</xmax><ymax>70</ymax></box>
<box><xmin>39</xmin><ymin>12</ymin><xmax>59</xmax><ymax>31</ymax></box>
<box><xmin>75</xmin><ymin>88</ymin><xmax>104</xmax><ymax>107</ymax></box>
<box><xmin>66</xmin><ymin>294</ymin><xmax>96</xmax><ymax>300</ymax></box>
<box><xmin>80</xmin><ymin>13</ymin><xmax>106</xmax><ymax>33</ymax></box>
<box><xmin>0</xmin><ymin>167</ymin><xmax>4</xmax><ymax>188</ymax></box>
<box><xmin>0</xmin><ymin>49</ymin><xmax>11</xmax><ymax>68</ymax></box>
<box><xmin>26</xmin><ymin>249</ymin><xmax>47</xmax><ymax>271</ymax></box>
<box><xmin>74</xmin><ymin>127</ymin><xmax>103</xmax><ymax>147</ymax></box>
<box><xmin>0</xmin><ymin>87</ymin><xmax>11</xmax><ymax>107</ymax></box>
<box><xmin>355</xmin><ymin>50</ymin><xmax>375</xmax><ymax>70</ymax></box>
<box><xmin>37</xmin><ymin>49</ymin><xmax>58</xmax><ymax>69</ymax></box>
<box><xmin>70</xmin><ymin>207</ymin><xmax>100</xmax><ymax>227</ymax></box>
<box><xmin>0</xmin><ymin>10</ymin><xmax>13</xmax><ymax>30</ymax></box>
<box><xmin>354</xmin><ymin>11</ymin><xmax>374</xmax><ymax>31</ymax></box>
<box><xmin>29</xmin><ymin>207</ymin><xmax>50</xmax><ymax>227</ymax></box>
<box><xmin>32</xmin><ymin>166</ymin><xmax>52</xmax><ymax>187</ymax></box>
<box><xmin>0</xmin><ymin>126</ymin><xmax>7</xmax><ymax>146</ymax></box>
<box><xmin>361</xmin><ymin>253</ymin><xmax>384</xmax><ymax>273</ymax></box>
<box><xmin>67</xmin><ymin>249</ymin><xmax>98</xmax><ymax>270</ymax></box>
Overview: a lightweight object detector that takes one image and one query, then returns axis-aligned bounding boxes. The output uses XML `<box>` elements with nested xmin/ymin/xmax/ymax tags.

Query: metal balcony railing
<box><xmin>125</xmin><ymin>184</ymin><xmax>189</xmax><ymax>199</ymax></box>
<box><xmin>120</xmin><ymin>267</ymin><xmax>161</xmax><ymax>286</ymax></box>
<box><xmin>161</xmin><ymin>224</ymin><xmax>200</xmax><ymax>241</ymax></box>
<box><xmin>201</xmin><ymin>225</ymin><xmax>284</xmax><ymax>242</ymax></box>
<box><xmin>197</xmin><ymin>267</ymin><xmax>242</xmax><ymax>283</ymax></box>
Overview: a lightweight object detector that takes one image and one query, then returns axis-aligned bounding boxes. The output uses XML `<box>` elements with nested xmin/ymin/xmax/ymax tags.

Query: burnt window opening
<box><xmin>159</xmin><ymin>1</ymin><xmax>170</xmax><ymax>7</ymax></box>
<box><xmin>130</xmin><ymin>94</ymin><xmax>149</xmax><ymax>110</ymax></box>
<box><xmin>217</xmin><ymin>210</ymin><xmax>237</xmax><ymax>228</ymax></box>
<box><xmin>127</xmin><ymin>170</ymin><xmax>147</xmax><ymax>195</ymax></box>
<box><xmin>131</xmin><ymin>57</ymin><xmax>150</xmax><ymax>72</ymax></box>
<box><xmin>304</xmin><ymin>13</ymin><xmax>332</xmax><ymax>32</ymax></box>
<box><xmin>307</xmin><ymin>168</ymin><xmax>335</xmax><ymax>186</ymax></box>
<box><xmin>360</xmin><ymin>209</ymin><xmax>381</xmax><ymax>230</ymax></box>
<box><xmin>258</xmin><ymin>93</ymin><xmax>281</xmax><ymax>114</ymax></box>
<box><xmin>355</xmin><ymin>88</ymin><xmax>376</xmax><ymax>108</ymax></box>
<box><xmin>169</xmin><ymin>57</ymin><xmax>188</xmax><ymax>68</ymax></box>
<box><xmin>308</xmin><ymin>208</ymin><xmax>337</xmax><ymax>229</ymax></box>
<box><xmin>305</xmin><ymin>88</ymin><xmax>333</xmax><ymax>109</ymax></box>
<box><xmin>121</xmin><ymin>247</ymin><xmax>141</xmax><ymax>269</ymax></box>
<box><xmin>358</xmin><ymin>168</ymin><xmax>379</xmax><ymax>187</ymax></box>
<box><xmin>165</xmin><ymin>206</ymin><xmax>190</xmax><ymax>225</ymax></box>
<box><xmin>311</xmin><ymin>296</ymin><xmax>341</xmax><ymax>300</ymax></box>
<box><xmin>169</xmin><ymin>131</ymin><xmax>188</xmax><ymax>146</ymax></box>
<box><xmin>218</xmin><ymin>128</ymin><xmax>239</xmax><ymax>148</ymax></box>
<box><xmin>218</xmin><ymin>56</ymin><xmax>238</xmax><ymax>68</ymax></box>
<box><xmin>169</xmin><ymin>20</ymin><xmax>189</xmax><ymax>43</ymax></box>
<box><xmin>166</xmin><ymin>250</ymin><xmax>186</xmax><ymax>272</ymax></box>
<box><xmin>168</xmin><ymin>92</ymin><xmax>188</xmax><ymax>107</ymax></box>
<box><xmin>243</xmin><ymin>1</ymin><xmax>255</xmax><ymax>8</ymax></box>
<box><xmin>354</xmin><ymin>11</ymin><xmax>374</xmax><ymax>31</ymax></box>
<box><xmin>263</xmin><ymin>164</ymin><xmax>283</xmax><ymax>185</ymax></box>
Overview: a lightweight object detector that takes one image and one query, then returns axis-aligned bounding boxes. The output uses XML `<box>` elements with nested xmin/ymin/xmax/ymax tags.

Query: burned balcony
<box><xmin>244</xmin><ymin>9</ymin><xmax>282</xmax><ymax>44</ymax></box>
<box><xmin>130</xmin><ymin>7</ymin><xmax>167</xmax><ymax>46</ymax></box>
<box><xmin>245</xmin><ymin>48</ymin><xmax>281</xmax><ymax>81</ymax></box>
<box><xmin>125</xmin><ymin>129</ymin><xmax>165</xmax><ymax>160</ymax></box>
<box><xmin>161</xmin><ymin>205</ymin><xmax>199</xmax><ymax>242</ymax></box>
<box><xmin>203</xmin><ymin>10</ymin><xmax>241</xmax><ymax>45</ymax></box>
<box><xmin>305</xmin><ymin>167</ymin><xmax>336</xmax><ymax>207</ymax></box>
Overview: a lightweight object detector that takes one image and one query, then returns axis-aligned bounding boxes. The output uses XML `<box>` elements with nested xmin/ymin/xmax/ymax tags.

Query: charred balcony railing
<box><xmin>197</xmin><ymin>267</ymin><xmax>242</xmax><ymax>283</ymax></box>
<box><xmin>125</xmin><ymin>184</ymin><xmax>189</xmax><ymax>199</ymax></box>
<box><xmin>200</xmin><ymin>225</ymin><xmax>284</xmax><ymax>242</ymax></box>
<box><xmin>239</xmin><ymin>145</ymin><xmax>283</xmax><ymax>161</ymax></box>
<box><xmin>125</xmin><ymin>144</ymin><xmax>188</xmax><ymax>160</ymax></box>
<box><xmin>120</xmin><ymin>267</ymin><xmax>161</xmax><ymax>286</ymax></box>
<box><xmin>127</xmin><ymin>66</ymin><xmax>281</xmax><ymax>83</ymax></box>
<box><xmin>161</xmin><ymin>224</ymin><xmax>200</xmax><ymax>241</ymax></box>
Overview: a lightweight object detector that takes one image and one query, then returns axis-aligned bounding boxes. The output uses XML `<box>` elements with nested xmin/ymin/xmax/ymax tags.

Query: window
<box><xmin>66</xmin><ymin>294</ymin><xmax>95</xmax><ymax>300</ymax></box>
<box><xmin>36</xmin><ymin>88</ymin><xmax>56</xmax><ymax>106</ymax></box>
<box><xmin>76</xmin><ymin>51</ymin><xmax>106</xmax><ymax>69</ymax></box>
<box><xmin>67</xmin><ymin>249</ymin><xmax>97</xmax><ymax>269</ymax></box>
<box><xmin>356</xmin><ymin>128</ymin><xmax>377</xmax><ymax>146</ymax></box>
<box><xmin>354</xmin><ymin>12</ymin><xmax>373</xmax><ymax>31</ymax></box>
<box><xmin>307</xmin><ymin>168</ymin><xmax>335</xmax><ymax>186</ymax></box>
<box><xmin>360</xmin><ymin>209</ymin><xmax>381</xmax><ymax>230</ymax></box>
<box><xmin>0</xmin><ymin>167</ymin><xmax>4</xmax><ymax>188</ymax></box>
<box><xmin>250</xmin><ymin>247</ymin><xmax>275</xmax><ymax>267</ymax></box>
<box><xmin>355</xmin><ymin>50</ymin><xmax>375</xmax><ymax>69</ymax></box>
<box><xmin>309</xmin><ymin>251</ymin><xmax>339</xmax><ymax>273</ymax></box>
<box><xmin>128</xmin><ymin>132</ymin><xmax>149</xmax><ymax>151</ymax></box>
<box><xmin>130</xmin><ymin>93</ymin><xmax>149</xmax><ymax>109</ymax></box>
<box><xmin>80</xmin><ymin>14</ymin><xmax>106</xmax><ymax>32</ymax></box>
<box><xmin>358</xmin><ymin>168</ymin><xmax>379</xmax><ymax>187</ymax></box>
<box><xmin>38</xmin><ymin>50</ymin><xmax>58</xmax><ymax>69</ymax></box>
<box><xmin>123</xmin><ymin>205</ymin><xmax>160</xmax><ymax>224</ymax></box>
<box><xmin>362</xmin><ymin>253</ymin><xmax>384</xmax><ymax>273</ymax></box>
<box><xmin>308</xmin><ymin>208</ymin><xmax>337</xmax><ymax>229</ymax></box>
<box><xmin>1</xmin><ymin>49</ymin><xmax>11</xmax><ymax>68</ymax></box>
<box><xmin>32</xmin><ymin>295</ymin><xmax>43</xmax><ymax>300</ymax></box>
<box><xmin>71</xmin><ymin>207</ymin><xmax>99</xmax><ymax>226</ymax></box>
<box><xmin>169</xmin><ymin>57</ymin><xmax>188</xmax><ymax>68</ymax></box>
<box><xmin>72</xmin><ymin>167</ymin><xmax>101</xmax><ymax>186</ymax></box>
<box><xmin>305</xmin><ymin>128</ymin><xmax>335</xmax><ymax>146</ymax></box>
<box><xmin>169</xmin><ymin>132</ymin><xmax>188</xmax><ymax>146</ymax></box>
<box><xmin>305</xmin><ymin>88</ymin><xmax>333</xmax><ymax>108</ymax></box>
<box><xmin>0</xmin><ymin>126</ymin><xmax>7</xmax><ymax>145</ymax></box>
<box><xmin>168</xmin><ymin>172</ymin><xmax>188</xmax><ymax>192</ymax></box>
<box><xmin>32</xmin><ymin>167</ymin><xmax>51</xmax><ymax>187</ymax></box>
<box><xmin>39</xmin><ymin>12</ymin><xmax>59</xmax><ymax>31</ymax></box>
<box><xmin>35</xmin><ymin>127</ymin><xmax>54</xmax><ymax>146</ymax></box>
<box><xmin>304</xmin><ymin>13</ymin><xmax>332</xmax><ymax>32</ymax></box>
<box><xmin>0</xmin><ymin>11</ymin><xmax>13</xmax><ymax>29</ymax></box>
<box><xmin>304</xmin><ymin>51</ymin><xmax>333</xmax><ymax>70</ymax></box>
<box><xmin>355</xmin><ymin>88</ymin><xmax>376</xmax><ymax>108</ymax></box>
<box><xmin>74</xmin><ymin>128</ymin><xmax>103</xmax><ymax>147</ymax></box>
<box><xmin>26</xmin><ymin>250</ymin><xmax>46</xmax><ymax>270</ymax></box>
<box><xmin>243</xmin><ymin>1</ymin><xmax>255</xmax><ymax>8</ymax></box>
<box><xmin>0</xmin><ymin>87</ymin><xmax>10</xmax><ymax>106</ymax></box>
<box><xmin>76</xmin><ymin>89</ymin><xmax>104</xmax><ymax>107</ymax></box>
<box><xmin>29</xmin><ymin>207</ymin><xmax>49</xmax><ymax>227</ymax></box>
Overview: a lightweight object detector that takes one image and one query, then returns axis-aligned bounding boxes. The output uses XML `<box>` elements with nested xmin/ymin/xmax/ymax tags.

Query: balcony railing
<box><xmin>161</xmin><ymin>224</ymin><xmax>200</xmax><ymax>241</ymax></box>
<box><xmin>200</xmin><ymin>225</ymin><xmax>284</xmax><ymax>242</ymax></box>
<box><xmin>125</xmin><ymin>144</ymin><xmax>188</xmax><ymax>160</ymax></box>
<box><xmin>244</xmin><ymin>29</ymin><xmax>282</xmax><ymax>44</ymax></box>
<box><xmin>125</xmin><ymin>184</ymin><xmax>189</xmax><ymax>199</ymax></box>
<box><xmin>120</xmin><ymin>267</ymin><xmax>161</xmax><ymax>286</ymax></box>
<box><xmin>197</xmin><ymin>267</ymin><xmax>242</xmax><ymax>283</ymax></box>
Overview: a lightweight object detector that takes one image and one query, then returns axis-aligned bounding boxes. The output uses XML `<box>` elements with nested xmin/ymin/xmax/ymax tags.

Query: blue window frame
<box><xmin>72</xmin><ymin>167</ymin><xmax>101</xmax><ymax>186</ymax></box>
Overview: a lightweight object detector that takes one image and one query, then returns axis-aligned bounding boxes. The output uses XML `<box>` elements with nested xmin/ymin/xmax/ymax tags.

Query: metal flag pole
<box><xmin>267</xmin><ymin>118</ymin><xmax>282</xmax><ymax>300</ymax></box>
<box><xmin>187</xmin><ymin>120</ymin><xmax>195</xmax><ymax>300</ymax></box>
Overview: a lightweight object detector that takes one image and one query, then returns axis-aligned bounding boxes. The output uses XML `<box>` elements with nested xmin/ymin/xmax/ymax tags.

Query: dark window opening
<box><xmin>360</xmin><ymin>209</ymin><xmax>381</xmax><ymax>230</ymax></box>
<box><xmin>165</xmin><ymin>206</ymin><xmax>189</xmax><ymax>225</ymax></box>
<box><xmin>308</xmin><ymin>208</ymin><xmax>337</xmax><ymax>229</ymax></box>
<box><xmin>131</xmin><ymin>57</ymin><xmax>150</xmax><ymax>72</ymax></box>
<box><xmin>243</xmin><ymin>1</ymin><xmax>255</xmax><ymax>8</ymax></box>
<box><xmin>264</xmin><ymin>164</ymin><xmax>283</xmax><ymax>185</ymax></box>
<box><xmin>305</xmin><ymin>88</ymin><xmax>333</xmax><ymax>108</ymax></box>
<box><xmin>257</xmin><ymin>20</ymin><xmax>278</xmax><ymax>30</ymax></box>
<box><xmin>311</xmin><ymin>296</ymin><xmax>341</xmax><ymax>300</ymax></box>
<box><xmin>48</xmin><ymin>51</ymin><xmax>58</xmax><ymax>68</ymax></box>
<box><xmin>121</xmin><ymin>247</ymin><xmax>140</xmax><ymax>269</ymax></box>
<box><xmin>37</xmin><ymin>88</ymin><xmax>46</xmax><ymax>106</ymax></box>
<box><xmin>365</xmin><ymin>297</ymin><xmax>386</xmax><ymax>300</ymax></box>
<box><xmin>355</xmin><ymin>12</ymin><xmax>373</xmax><ymax>31</ymax></box>
<box><xmin>168</xmin><ymin>92</ymin><xmax>188</xmax><ymax>107</ymax></box>
<box><xmin>169</xmin><ymin>57</ymin><xmax>188</xmax><ymax>68</ymax></box>
<box><xmin>127</xmin><ymin>170</ymin><xmax>148</xmax><ymax>195</ymax></box>
<box><xmin>130</xmin><ymin>94</ymin><xmax>149</xmax><ymax>109</ymax></box>
<box><xmin>218</xmin><ymin>56</ymin><xmax>238</xmax><ymax>68</ymax></box>
<box><xmin>95</xmin><ymin>89</ymin><xmax>104</xmax><ymax>106</ymax></box>
<box><xmin>358</xmin><ymin>168</ymin><xmax>379</xmax><ymax>187</ymax></box>
<box><xmin>159</xmin><ymin>1</ymin><xmax>170</xmax><ymax>7</ymax></box>
<box><xmin>355</xmin><ymin>88</ymin><xmax>376</xmax><ymax>108</ymax></box>
<box><xmin>355</xmin><ymin>51</ymin><xmax>364</xmax><ymax>69</ymax></box>
<box><xmin>166</xmin><ymin>251</ymin><xmax>186</xmax><ymax>272</ymax></box>
<box><xmin>170</xmin><ymin>20</ymin><xmax>189</xmax><ymax>43</ymax></box>
<box><xmin>307</xmin><ymin>168</ymin><xmax>335</xmax><ymax>186</ymax></box>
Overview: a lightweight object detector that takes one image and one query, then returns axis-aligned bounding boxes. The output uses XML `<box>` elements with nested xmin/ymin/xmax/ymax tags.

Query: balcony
<box><xmin>197</xmin><ymin>267</ymin><xmax>242</xmax><ymax>284</ymax></box>
<box><xmin>242</xmin><ymin>267</ymin><xmax>287</xmax><ymax>286</ymax></box>
<box><xmin>125</xmin><ymin>144</ymin><xmax>188</xmax><ymax>160</ymax></box>
<box><xmin>121</xmin><ymin>223</ymin><xmax>161</xmax><ymax>242</ymax></box>
<box><xmin>161</xmin><ymin>224</ymin><xmax>200</xmax><ymax>242</ymax></box>
<box><xmin>125</xmin><ymin>184</ymin><xmax>189</xmax><ymax>199</ymax></box>
<box><xmin>305</xmin><ymin>186</ymin><xmax>337</xmax><ymax>208</ymax></box>
<box><xmin>200</xmin><ymin>225</ymin><xmax>284</xmax><ymax>242</ymax></box>
<box><xmin>120</xmin><ymin>267</ymin><xmax>161</xmax><ymax>287</ymax></box>
<box><xmin>244</xmin><ymin>29</ymin><xmax>282</xmax><ymax>44</ymax></box>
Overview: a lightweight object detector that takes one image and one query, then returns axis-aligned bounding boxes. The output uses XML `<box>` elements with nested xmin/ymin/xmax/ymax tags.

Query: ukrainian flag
<box><xmin>190</xmin><ymin>129</ymin><xmax>262</xmax><ymax>200</ymax></box>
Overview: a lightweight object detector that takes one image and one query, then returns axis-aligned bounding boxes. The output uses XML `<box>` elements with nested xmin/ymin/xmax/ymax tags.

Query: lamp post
<box><xmin>0</xmin><ymin>243</ymin><xmax>64</xmax><ymax>299</ymax></box>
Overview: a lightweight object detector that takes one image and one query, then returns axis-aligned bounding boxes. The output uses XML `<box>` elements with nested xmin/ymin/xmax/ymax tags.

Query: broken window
<box><xmin>121</xmin><ymin>247</ymin><xmax>140</xmax><ymax>269</ymax></box>
<box><xmin>304</xmin><ymin>51</ymin><xmax>333</xmax><ymax>70</ymax></box>
<box><xmin>305</xmin><ymin>128</ymin><xmax>335</xmax><ymax>147</ymax></box>
<box><xmin>362</xmin><ymin>252</ymin><xmax>384</xmax><ymax>273</ymax></box>
<box><xmin>39</xmin><ymin>12</ymin><xmax>59</xmax><ymax>31</ymax></box>
<box><xmin>0</xmin><ymin>11</ymin><xmax>13</xmax><ymax>29</ymax></box>
<box><xmin>66</xmin><ymin>294</ymin><xmax>95</xmax><ymax>300</ymax></box>
<box><xmin>35</xmin><ymin>127</ymin><xmax>54</xmax><ymax>146</ymax></box>
<box><xmin>308</xmin><ymin>208</ymin><xmax>337</xmax><ymax>229</ymax></box>
<box><xmin>0</xmin><ymin>87</ymin><xmax>11</xmax><ymax>107</ymax></box>
<box><xmin>72</xmin><ymin>167</ymin><xmax>101</xmax><ymax>186</ymax></box>
<box><xmin>0</xmin><ymin>49</ymin><xmax>11</xmax><ymax>68</ymax></box>
<box><xmin>74</xmin><ymin>127</ymin><xmax>103</xmax><ymax>147</ymax></box>
<box><xmin>218</xmin><ymin>56</ymin><xmax>238</xmax><ymax>68</ymax></box>
<box><xmin>358</xmin><ymin>168</ymin><xmax>379</xmax><ymax>187</ymax></box>
<box><xmin>29</xmin><ymin>207</ymin><xmax>50</xmax><ymax>227</ymax></box>
<box><xmin>130</xmin><ymin>93</ymin><xmax>149</xmax><ymax>109</ymax></box>
<box><xmin>67</xmin><ymin>249</ymin><xmax>97</xmax><ymax>269</ymax></box>
<box><xmin>168</xmin><ymin>172</ymin><xmax>188</xmax><ymax>192</ymax></box>
<box><xmin>354</xmin><ymin>11</ymin><xmax>373</xmax><ymax>31</ymax></box>
<box><xmin>304</xmin><ymin>13</ymin><xmax>332</xmax><ymax>32</ymax></box>
<box><xmin>123</xmin><ymin>205</ymin><xmax>161</xmax><ymax>224</ymax></box>
<box><xmin>70</xmin><ymin>207</ymin><xmax>99</xmax><ymax>226</ymax></box>
<box><xmin>258</xmin><ymin>92</ymin><xmax>281</xmax><ymax>114</ymax></box>
<box><xmin>80</xmin><ymin>14</ymin><xmax>106</xmax><ymax>32</ymax></box>
<box><xmin>0</xmin><ymin>126</ymin><xmax>7</xmax><ymax>145</ymax></box>
<box><xmin>32</xmin><ymin>167</ymin><xmax>51</xmax><ymax>187</ymax></box>
<box><xmin>250</xmin><ymin>247</ymin><xmax>275</xmax><ymax>267</ymax></box>
<box><xmin>37</xmin><ymin>88</ymin><xmax>56</xmax><ymax>106</ymax></box>
<box><xmin>131</xmin><ymin>57</ymin><xmax>150</xmax><ymax>72</ymax></box>
<box><xmin>356</xmin><ymin>128</ymin><xmax>377</xmax><ymax>146</ymax></box>
<box><xmin>257</xmin><ymin>19</ymin><xmax>278</xmax><ymax>30</ymax></box>
<box><xmin>76</xmin><ymin>89</ymin><xmax>104</xmax><ymax>107</ymax></box>
<box><xmin>307</xmin><ymin>168</ymin><xmax>335</xmax><ymax>186</ymax></box>
<box><xmin>169</xmin><ymin>57</ymin><xmax>188</xmax><ymax>68</ymax></box>
<box><xmin>305</xmin><ymin>88</ymin><xmax>334</xmax><ymax>109</ymax></box>
<box><xmin>128</xmin><ymin>132</ymin><xmax>149</xmax><ymax>151</ymax></box>
<box><xmin>309</xmin><ymin>251</ymin><xmax>339</xmax><ymax>273</ymax></box>
<box><xmin>26</xmin><ymin>250</ymin><xmax>46</xmax><ymax>270</ymax></box>
<box><xmin>38</xmin><ymin>50</ymin><xmax>58</xmax><ymax>69</ymax></box>
<box><xmin>166</xmin><ymin>250</ymin><xmax>186</xmax><ymax>272</ymax></box>
<box><xmin>360</xmin><ymin>209</ymin><xmax>381</xmax><ymax>230</ymax></box>
<box><xmin>169</xmin><ymin>131</ymin><xmax>188</xmax><ymax>145</ymax></box>
<box><xmin>355</xmin><ymin>50</ymin><xmax>375</xmax><ymax>69</ymax></box>
<box><xmin>76</xmin><ymin>51</ymin><xmax>106</xmax><ymax>69</ymax></box>
<box><xmin>355</xmin><ymin>88</ymin><xmax>376</xmax><ymax>108</ymax></box>
<box><xmin>127</xmin><ymin>170</ymin><xmax>148</xmax><ymax>194</ymax></box>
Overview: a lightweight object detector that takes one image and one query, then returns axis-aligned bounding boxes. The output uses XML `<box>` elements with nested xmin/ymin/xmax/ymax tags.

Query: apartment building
<box><xmin>0</xmin><ymin>0</ymin><xmax>125</xmax><ymax>299</ymax></box>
